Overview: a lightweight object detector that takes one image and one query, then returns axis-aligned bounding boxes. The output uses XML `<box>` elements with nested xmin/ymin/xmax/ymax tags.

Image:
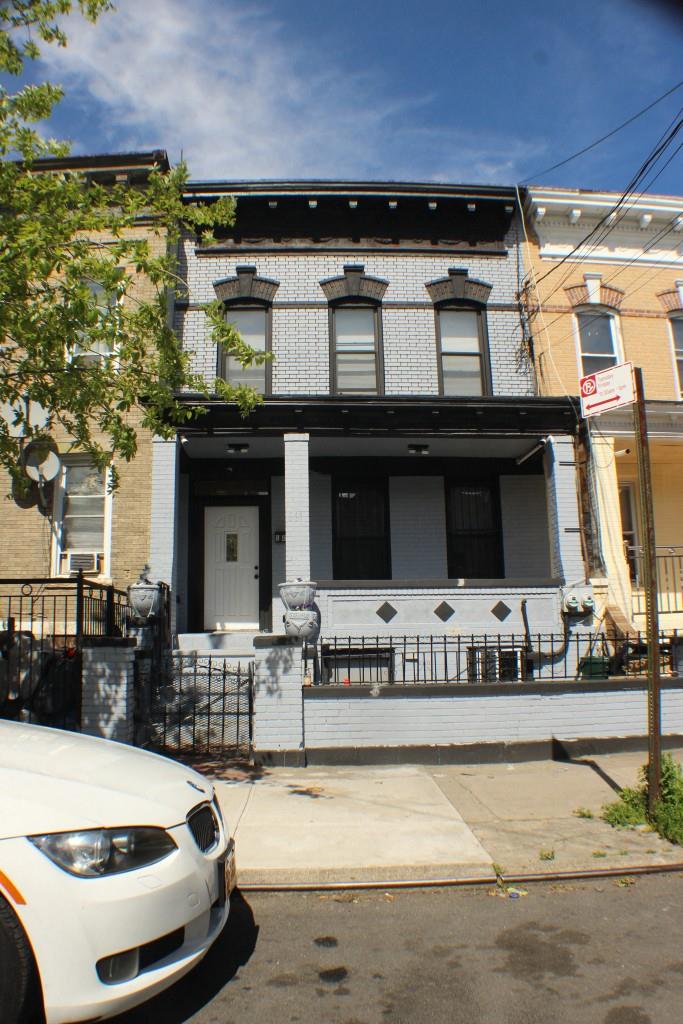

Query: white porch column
<box><xmin>544</xmin><ymin>435</ymin><xmax>586</xmax><ymax>585</ymax></box>
<box><xmin>284</xmin><ymin>432</ymin><xmax>311</xmax><ymax>581</ymax></box>
<box><xmin>591</xmin><ymin>433</ymin><xmax>633</xmax><ymax>622</ymax></box>
<box><xmin>149</xmin><ymin>437</ymin><xmax>180</xmax><ymax>633</ymax></box>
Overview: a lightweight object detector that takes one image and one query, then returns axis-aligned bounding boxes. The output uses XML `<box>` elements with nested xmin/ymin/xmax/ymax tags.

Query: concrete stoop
<box><xmin>175</xmin><ymin>631</ymin><xmax>259</xmax><ymax>658</ymax></box>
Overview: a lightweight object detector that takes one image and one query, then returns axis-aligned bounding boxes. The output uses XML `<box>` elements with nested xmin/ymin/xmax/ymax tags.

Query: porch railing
<box><xmin>0</xmin><ymin>573</ymin><xmax>128</xmax><ymax>643</ymax></box>
<box><xmin>306</xmin><ymin>632</ymin><xmax>683</xmax><ymax>687</ymax></box>
<box><xmin>628</xmin><ymin>546</ymin><xmax>683</xmax><ymax>616</ymax></box>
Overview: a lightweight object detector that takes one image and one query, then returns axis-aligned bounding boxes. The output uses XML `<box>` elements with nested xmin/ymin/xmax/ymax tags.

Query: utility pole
<box><xmin>632</xmin><ymin>366</ymin><xmax>662</xmax><ymax>813</ymax></box>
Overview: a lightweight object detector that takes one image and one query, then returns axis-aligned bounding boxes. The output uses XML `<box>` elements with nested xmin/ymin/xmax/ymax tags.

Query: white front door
<box><xmin>204</xmin><ymin>506</ymin><xmax>260</xmax><ymax>630</ymax></box>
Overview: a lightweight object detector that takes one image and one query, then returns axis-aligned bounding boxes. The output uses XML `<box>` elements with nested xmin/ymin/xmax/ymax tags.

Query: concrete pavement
<box><xmin>210</xmin><ymin>748</ymin><xmax>683</xmax><ymax>885</ymax></box>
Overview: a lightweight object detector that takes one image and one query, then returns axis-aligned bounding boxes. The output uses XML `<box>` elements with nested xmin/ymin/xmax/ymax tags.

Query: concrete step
<box><xmin>175</xmin><ymin>631</ymin><xmax>259</xmax><ymax>657</ymax></box>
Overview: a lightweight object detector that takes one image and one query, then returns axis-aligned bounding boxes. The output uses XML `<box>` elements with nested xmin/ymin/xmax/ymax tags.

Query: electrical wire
<box><xmin>520</xmin><ymin>79</ymin><xmax>683</xmax><ymax>184</ymax></box>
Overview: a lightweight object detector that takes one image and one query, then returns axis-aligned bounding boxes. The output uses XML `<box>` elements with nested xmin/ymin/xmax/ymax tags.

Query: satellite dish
<box><xmin>21</xmin><ymin>438</ymin><xmax>61</xmax><ymax>483</ymax></box>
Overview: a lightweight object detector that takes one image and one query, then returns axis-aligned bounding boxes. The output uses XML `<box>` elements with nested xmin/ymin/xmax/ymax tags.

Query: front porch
<box><xmin>150</xmin><ymin>398</ymin><xmax>590</xmax><ymax>646</ymax></box>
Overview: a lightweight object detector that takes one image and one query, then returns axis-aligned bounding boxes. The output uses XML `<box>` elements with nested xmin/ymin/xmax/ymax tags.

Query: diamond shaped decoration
<box><xmin>491</xmin><ymin>600</ymin><xmax>511</xmax><ymax>622</ymax></box>
<box><xmin>434</xmin><ymin>601</ymin><xmax>455</xmax><ymax>622</ymax></box>
<box><xmin>376</xmin><ymin>601</ymin><xmax>397</xmax><ymax>623</ymax></box>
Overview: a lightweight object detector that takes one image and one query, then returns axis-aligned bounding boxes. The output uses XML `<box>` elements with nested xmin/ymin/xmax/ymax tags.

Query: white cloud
<box><xmin>39</xmin><ymin>0</ymin><xmax>542</xmax><ymax>182</ymax></box>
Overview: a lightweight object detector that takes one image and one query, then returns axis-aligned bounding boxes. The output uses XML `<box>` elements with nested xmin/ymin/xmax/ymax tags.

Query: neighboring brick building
<box><xmin>0</xmin><ymin>151</ymin><xmax>169</xmax><ymax>593</ymax></box>
<box><xmin>148</xmin><ymin>180</ymin><xmax>592</xmax><ymax>663</ymax></box>
<box><xmin>523</xmin><ymin>186</ymin><xmax>683</xmax><ymax>630</ymax></box>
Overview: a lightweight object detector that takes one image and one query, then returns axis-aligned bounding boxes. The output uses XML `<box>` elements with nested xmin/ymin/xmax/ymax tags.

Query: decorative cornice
<box><xmin>319</xmin><ymin>264</ymin><xmax>389</xmax><ymax>303</ymax></box>
<box><xmin>425</xmin><ymin>267</ymin><xmax>493</xmax><ymax>306</ymax></box>
<box><xmin>213</xmin><ymin>265</ymin><xmax>280</xmax><ymax>304</ymax></box>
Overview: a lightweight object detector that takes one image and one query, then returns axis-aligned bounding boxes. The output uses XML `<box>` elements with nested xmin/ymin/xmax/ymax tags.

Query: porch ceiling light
<box><xmin>226</xmin><ymin>443</ymin><xmax>249</xmax><ymax>454</ymax></box>
<box><xmin>407</xmin><ymin>443</ymin><xmax>429</xmax><ymax>456</ymax></box>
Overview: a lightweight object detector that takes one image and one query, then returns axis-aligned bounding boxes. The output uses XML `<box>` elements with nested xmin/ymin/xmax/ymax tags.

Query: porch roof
<box><xmin>175</xmin><ymin>395</ymin><xmax>579</xmax><ymax>438</ymax></box>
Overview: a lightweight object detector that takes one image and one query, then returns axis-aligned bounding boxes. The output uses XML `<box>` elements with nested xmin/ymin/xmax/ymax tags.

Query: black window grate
<box><xmin>187</xmin><ymin>803</ymin><xmax>219</xmax><ymax>853</ymax></box>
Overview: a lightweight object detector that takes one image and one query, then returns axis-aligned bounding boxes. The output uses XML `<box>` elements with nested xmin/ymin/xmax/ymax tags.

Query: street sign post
<box><xmin>580</xmin><ymin>361</ymin><xmax>661</xmax><ymax>812</ymax></box>
<box><xmin>580</xmin><ymin>361</ymin><xmax>635</xmax><ymax>418</ymax></box>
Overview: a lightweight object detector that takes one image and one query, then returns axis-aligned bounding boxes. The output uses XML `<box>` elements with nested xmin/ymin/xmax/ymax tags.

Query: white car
<box><xmin>0</xmin><ymin>720</ymin><xmax>236</xmax><ymax>1024</ymax></box>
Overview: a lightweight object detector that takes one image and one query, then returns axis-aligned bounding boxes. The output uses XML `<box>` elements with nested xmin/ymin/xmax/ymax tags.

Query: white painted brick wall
<box><xmin>252</xmin><ymin>642</ymin><xmax>304</xmax><ymax>751</ymax></box>
<box><xmin>303</xmin><ymin>687</ymin><xmax>683</xmax><ymax>748</ymax></box>
<box><xmin>284</xmin><ymin>434</ymin><xmax>311</xmax><ymax>580</ymax></box>
<box><xmin>544</xmin><ymin>436</ymin><xmax>585</xmax><ymax>585</ymax></box>
<box><xmin>81</xmin><ymin>645</ymin><xmax>135</xmax><ymax>743</ymax></box>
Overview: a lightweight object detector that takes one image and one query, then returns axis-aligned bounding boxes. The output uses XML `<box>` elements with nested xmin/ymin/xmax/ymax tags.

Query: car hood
<box><xmin>0</xmin><ymin>722</ymin><xmax>215</xmax><ymax>839</ymax></box>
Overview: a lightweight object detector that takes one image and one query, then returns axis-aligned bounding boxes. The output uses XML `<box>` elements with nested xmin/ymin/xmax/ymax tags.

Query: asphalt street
<box><xmin>110</xmin><ymin>873</ymin><xmax>683</xmax><ymax>1024</ymax></box>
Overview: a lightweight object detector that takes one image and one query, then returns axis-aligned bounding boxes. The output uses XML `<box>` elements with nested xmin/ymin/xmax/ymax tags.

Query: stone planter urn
<box><xmin>279</xmin><ymin>580</ymin><xmax>317</xmax><ymax>611</ymax></box>
<box><xmin>128</xmin><ymin>565</ymin><xmax>163</xmax><ymax>624</ymax></box>
<box><xmin>282</xmin><ymin>609</ymin><xmax>320</xmax><ymax>642</ymax></box>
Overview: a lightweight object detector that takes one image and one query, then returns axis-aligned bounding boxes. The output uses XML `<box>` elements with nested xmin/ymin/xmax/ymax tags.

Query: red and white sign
<box><xmin>580</xmin><ymin>361</ymin><xmax>635</xmax><ymax>418</ymax></box>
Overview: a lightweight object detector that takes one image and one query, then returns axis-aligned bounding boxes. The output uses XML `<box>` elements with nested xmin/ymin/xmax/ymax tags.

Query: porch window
<box><xmin>576</xmin><ymin>310</ymin><xmax>619</xmax><ymax>376</ymax></box>
<box><xmin>332</xmin><ymin>478</ymin><xmax>390</xmax><ymax>579</ymax></box>
<box><xmin>219</xmin><ymin>307</ymin><xmax>269</xmax><ymax>393</ymax></box>
<box><xmin>331</xmin><ymin>306</ymin><xmax>382</xmax><ymax>395</ymax></box>
<box><xmin>446</xmin><ymin>482</ymin><xmax>502</xmax><ymax>578</ymax></box>
<box><xmin>671</xmin><ymin>318</ymin><xmax>683</xmax><ymax>397</ymax></box>
<box><xmin>53</xmin><ymin>462</ymin><xmax>109</xmax><ymax>576</ymax></box>
<box><xmin>437</xmin><ymin>309</ymin><xmax>488</xmax><ymax>396</ymax></box>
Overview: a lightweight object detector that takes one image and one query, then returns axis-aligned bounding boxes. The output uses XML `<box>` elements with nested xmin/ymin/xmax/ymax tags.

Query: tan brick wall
<box><xmin>522</xmin><ymin>234</ymin><xmax>682</xmax><ymax>400</ymax></box>
<box><xmin>0</xmin><ymin>225</ymin><xmax>167</xmax><ymax>591</ymax></box>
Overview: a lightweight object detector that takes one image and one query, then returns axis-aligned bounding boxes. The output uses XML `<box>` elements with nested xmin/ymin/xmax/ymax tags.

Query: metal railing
<box><xmin>628</xmin><ymin>546</ymin><xmax>683</xmax><ymax>615</ymax></box>
<box><xmin>306</xmin><ymin>632</ymin><xmax>683</xmax><ymax>687</ymax></box>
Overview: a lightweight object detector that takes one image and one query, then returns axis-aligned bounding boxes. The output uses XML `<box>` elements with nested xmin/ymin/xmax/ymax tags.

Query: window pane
<box><xmin>61</xmin><ymin>465</ymin><xmax>105</xmax><ymax>553</ymax></box>
<box><xmin>225</xmin><ymin>355</ymin><xmax>266</xmax><ymax>391</ymax></box>
<box><xmin>577</xmin><ymin>313</ymin><xmax>616</xmax><ymax>356</ymax></box>
<box><xmin>335</xmin><ymin>308</ymin><xmax>376</xmax><ymax>351</ymax></box>
<box><xmin>336</xmin><ymin>352</ymin><xmax>377</xmax><ymax>393</ymax></box>
<box><xmin>227</xmin><ymin>309</ymin><xmax>266</xmax><ymax>352</ymax></box>
<box><xmin>63</xmin><ymin>495</ymin><xmax>104</xmax><ymax>517</ymax></box>
<box><xmin>582</xmin><ymin>355</ymin><xmax>617</xmax><ymax>376</ymax></box>
<box><xmin>62</xmin><ymin>517</ymin><xmax>104</xmax><ymax>550</ymax></box>
<box><xmin>442</xmin><ymin>354</ymin><xmax>483</xmax><ymax>396</ymax></box>
<box><xmin>333</xmin><ymin>480</ymin><xmax>389</xmax><ymax>579</ymax></box>
<box><xmin>65</xmin><ymin>465</ymin><xmax>105</xmax><ymax>496</ymax></box>
<box><xmin>677</xmin><ymin>359</ymin><xmax>683</xmax><ymax>397</ymax></box>
<box><xmin>440</xmin><ymin>310</ymin><xmax>480</xmax><ymax>354</ymax></box>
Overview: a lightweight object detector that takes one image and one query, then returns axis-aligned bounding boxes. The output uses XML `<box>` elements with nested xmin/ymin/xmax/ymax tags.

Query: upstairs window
<box><xmin>437</xmin><ymin>308</ymin><xmax>489</xmax><ymax>396</ymax></box>
<box><xmin>445</xmin><ymin>481</ymin><xmax>502</xmax><ymax>579</ymax></box>
<box><xmin>331</xmin><ymin>306</ymin><xmax>383</xmax><ymax>395</ymax></box>
<box><xmin>332</xmin><ymin>477</ymin><xmax>390</xmax><ymax>579</ymax></box>
<box><xmin>53</xmin><ymin>463</ymin><xmax>109</xmax><ymax>576</ymax></box>
<box><xmin>72</xmin><ymin>280</ymin><xmax>118</xmax><ymax>366</ymax></box>
<box><xmin>219</xmin><ymin>306</ymin><xmax>269</xmax><ymax>394</ymax></box>
<box><xmin>671</xmin><ymin>318</ymin><xmax>683</xmax><ymax>397</ymax></box>
<box><xmin>576</xmin><ymin>310</ymin><xmax>619</xmax><ymax>376</ymax></box>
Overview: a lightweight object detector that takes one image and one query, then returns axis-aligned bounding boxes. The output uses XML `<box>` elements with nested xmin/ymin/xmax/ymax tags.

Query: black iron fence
<box><xmin>0</xmin><ymin>574</ymin><xmax>128</xmax><ymax>728</ymax></box>
<box><xmin>307</xmin><ymin>632</ymin><xmax>683</xmax><ymax>687</ymax></box>
<box><xmin>145</xmin><ymin>653</ymin><xmax>253</xmax><ymax>755</ymax></box>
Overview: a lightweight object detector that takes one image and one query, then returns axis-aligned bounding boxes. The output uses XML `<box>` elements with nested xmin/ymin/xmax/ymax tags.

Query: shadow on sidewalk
<box><xmin>552</xmin><ymin>738</ymin><xmax>622</xmax><ymax>795</ymax></box>
<box><xmin>108</xmin><ymin>889</ymin><xmax>259</xmax><ymax>1024</ymax></box>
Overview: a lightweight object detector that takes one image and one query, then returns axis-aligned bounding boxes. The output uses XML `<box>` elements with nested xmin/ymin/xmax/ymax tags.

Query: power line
<box><xmin>520</xmin><ymin>78</ymin><xmax>683</xmax><ymax>183</ymax></box>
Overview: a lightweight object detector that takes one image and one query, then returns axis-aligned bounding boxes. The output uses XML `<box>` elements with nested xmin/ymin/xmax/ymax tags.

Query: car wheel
<box><xmin>0</xmin><ymin>895</ymin><xmax>42</xmax><ymax>1024</ymax></box>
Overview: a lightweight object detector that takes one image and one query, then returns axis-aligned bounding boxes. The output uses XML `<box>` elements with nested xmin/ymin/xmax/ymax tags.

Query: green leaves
<box><xmin>1</xmin><ymin>1</ymin><xmax>264</xmax><ymax>492</ymax></box>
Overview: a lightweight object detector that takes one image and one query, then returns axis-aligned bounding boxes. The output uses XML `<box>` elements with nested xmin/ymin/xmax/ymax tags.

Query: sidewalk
<box><xmin>211</xmin><ymin>748</ymin><xmax>683</xmax><ymax>886</ymax></box>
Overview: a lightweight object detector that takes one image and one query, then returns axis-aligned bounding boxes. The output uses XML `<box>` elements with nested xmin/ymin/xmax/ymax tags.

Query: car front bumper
<box><xmin>1</xmin><ymin>819</ymin><xmax>234</xmax><ymax>1024</ymax></box>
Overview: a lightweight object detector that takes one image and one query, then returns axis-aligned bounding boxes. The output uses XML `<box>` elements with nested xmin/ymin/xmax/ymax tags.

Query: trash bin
<box><xmin>579</xmin><ymin>655</ymin><xmax>610</xmax><ymax>680</ymax></box>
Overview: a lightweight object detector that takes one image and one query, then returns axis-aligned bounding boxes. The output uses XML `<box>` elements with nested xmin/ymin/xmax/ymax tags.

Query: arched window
<box><xmin>671</xmin><ymin>316</ymin><xmax>683</xmax><ymax>397</ymax></box>
<box><xmin>575</xmin><ymin>308</ymin><xmax>621</xmax><ymax>377</ymax></box>
<box><xmin>213</xmin><ymin>266</ymin><xmax>279</xmax><ymax>395</ymax></box>
<box><xmin>320</xmin><ymin>266</ymin><xmax>388</xmax><ymax>396</ymax></box>
<box><xmin>427</xmin><ymin>269</ymin><xmax>493</xmax><ymax>397</ymax></box>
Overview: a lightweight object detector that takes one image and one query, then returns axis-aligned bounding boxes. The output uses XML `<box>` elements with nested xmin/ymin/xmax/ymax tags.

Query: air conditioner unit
<box><xmin>466</xmin><ymin>647</ymin><xmax>528</xmax><ymax>684</ymax></box>
<box><xmin>67</xmin><ymin>551</ymin><xmax>100</xmax><ymax>575</ymax></box>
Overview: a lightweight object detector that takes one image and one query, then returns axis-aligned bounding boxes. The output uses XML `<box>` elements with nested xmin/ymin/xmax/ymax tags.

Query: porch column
<box><xmin>544</xmin><ymin>435</ymin><xmax>586</xmax><ymax>585</ymax></box>
<box><xmin>591</xmin><ymin>433</ymin><xmax>633</xmax><ymax>623</ymax></box>
<box><xmin>149</xmin><ymin>437</ymin><xmax>180</xmax><ymax>633</ymax></box>
<box><xmin>284</xmin><ymin>432</ymin><xmax>311</xmax><ymax>581</ymax></box>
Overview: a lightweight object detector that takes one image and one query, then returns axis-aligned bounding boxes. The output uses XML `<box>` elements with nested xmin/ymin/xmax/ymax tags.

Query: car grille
<box><xmin>187</xmin><ymin>803</ymin><xmax>220</xmax><ymax>853</ymax></box>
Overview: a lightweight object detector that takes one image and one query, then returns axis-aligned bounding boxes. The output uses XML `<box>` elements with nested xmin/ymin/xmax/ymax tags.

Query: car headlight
<box><xmin>29</xmin><ymin>827</ymin><xmax>177</xmax><ymax>878</ymax></box>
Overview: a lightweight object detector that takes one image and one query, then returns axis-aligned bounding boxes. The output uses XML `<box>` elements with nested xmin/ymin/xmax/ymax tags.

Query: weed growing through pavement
<box><xmin>573</xmin><ymin>807</ymin><xmax>594</xmax><ymax>819</ymax></box>
<box><xmin>539</xmin><ymin>849</ymin><xmax>555</xmax><ymax>861</ymax></box>
<box><xmin>602</xmin><ymin>753</ymin><xmax>683</xmax><ymax>845</ymax></box>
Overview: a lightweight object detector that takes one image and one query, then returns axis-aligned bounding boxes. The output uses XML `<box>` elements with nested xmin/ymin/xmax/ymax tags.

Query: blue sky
<box><xmin>15</xmin><ymin>0</ymin><xmax>683</xmax><ymax>191</ymax></box>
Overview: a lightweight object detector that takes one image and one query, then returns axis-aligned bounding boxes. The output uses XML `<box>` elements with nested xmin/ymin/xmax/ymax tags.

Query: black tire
<box><xmin>0</xmin><ymin>895</ymin><xmax>42</xmax><ymax>1024</ymax></box>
